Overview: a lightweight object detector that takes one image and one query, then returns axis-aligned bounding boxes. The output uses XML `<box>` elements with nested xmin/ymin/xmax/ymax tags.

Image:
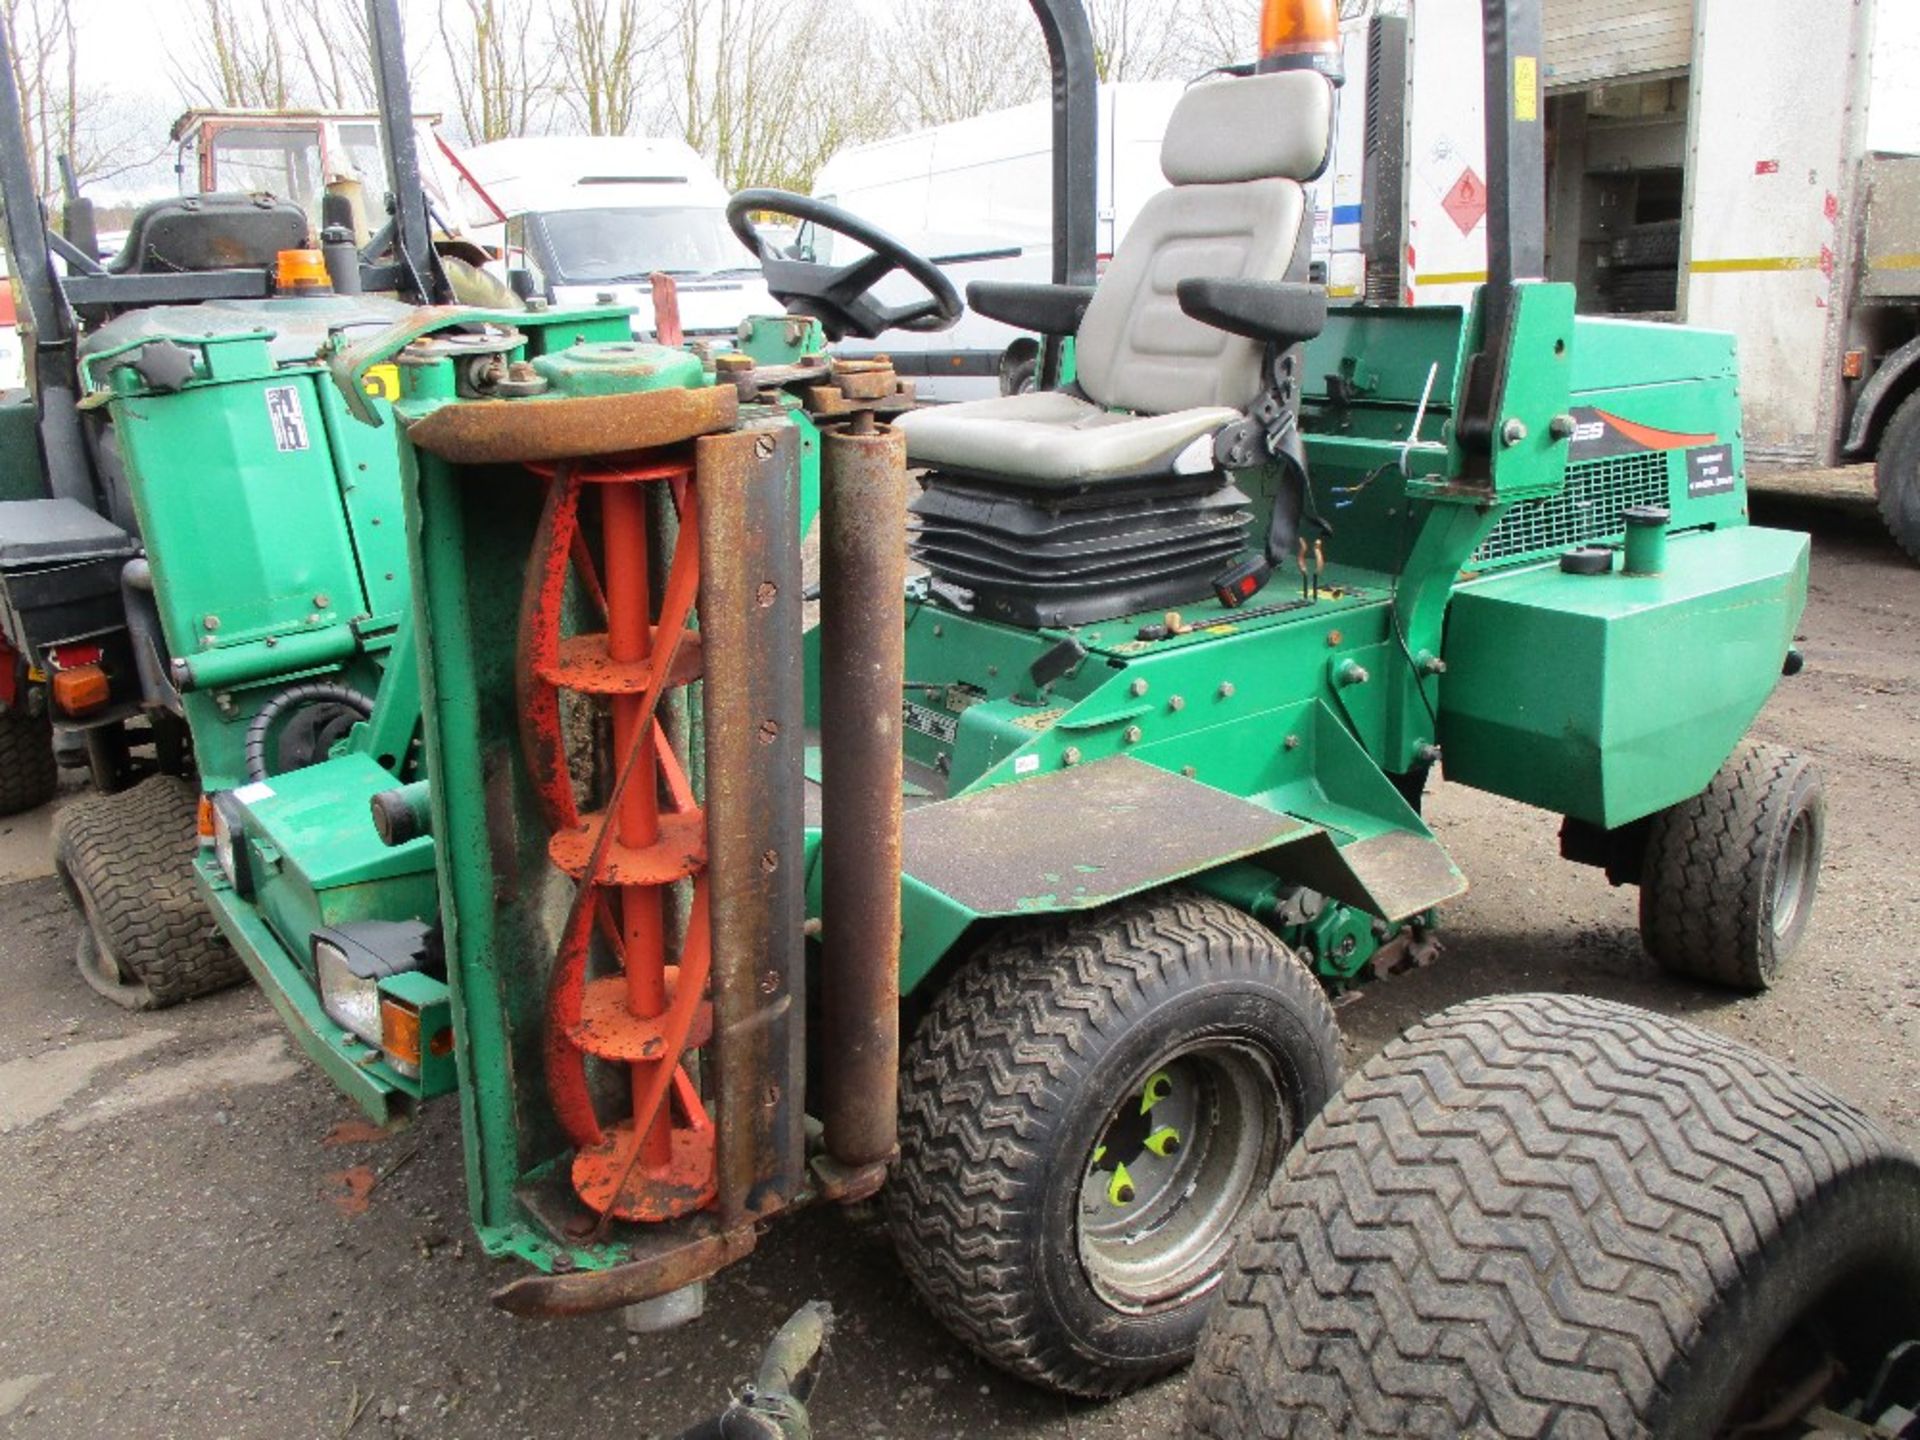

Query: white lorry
<box><xmin>1350</xmin><ymin>0</ymin><xmax>1920</xmax><ymax>559</ymax></box>
<box><xmin>455</xmin><ymin>135</ymin><xmax>779</xmax><ymax>343</ymax></box>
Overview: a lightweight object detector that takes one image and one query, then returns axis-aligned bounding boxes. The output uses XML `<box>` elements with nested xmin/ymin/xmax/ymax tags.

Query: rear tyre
<box><xmin>1188</xmin><ymin>994</ymin><xmax>1920</xmax><ymax>1440</ymax></box>
<box><xmin>888</xmin><ymin>889</ymin><xmax>1342</xmax><ymax>1397</ymax></box>
<box><xmin>56</xmin><ymin>774</ymin><xmax>244</xmax><ymax>1011</ymax></box>
<box><xmin>0</xmin><ymin>705</ymin><xmax>57</xmax><ymax>816</ymax></box>
<box><xmin>1876</xmin><ymin>390</ymin><xmax>1920</xmax><ymax>563</ymax></box>
<box><xmin>1638</xmin><ymin>739</ymin><xmax>1823</xmax><ymax>991</ymax></box>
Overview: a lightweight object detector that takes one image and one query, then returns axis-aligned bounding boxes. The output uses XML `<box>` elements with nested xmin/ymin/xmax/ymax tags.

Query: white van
<box><xmin>807</xmin><ymin>51</ymin><xmax>1367</xmax><ymax>403</ymax></box>
<box><xmin>456</xmin><ymin>135</ymin><xmax>779</xmax><ymax>342</ymax></box>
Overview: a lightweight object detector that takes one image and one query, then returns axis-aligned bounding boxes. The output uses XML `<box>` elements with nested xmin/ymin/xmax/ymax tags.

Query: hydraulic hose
<box><xmin>243</xmin><ymin>681</ymin><xmax>375</xmax><ymax>783</ymax></box>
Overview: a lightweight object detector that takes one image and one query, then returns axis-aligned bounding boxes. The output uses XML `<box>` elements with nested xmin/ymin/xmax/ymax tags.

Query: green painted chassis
<box><xmin>122</xmin><ymin>280</ymin><xmax>1806</xmax><ymax>1283</ymax></box>
<box><xmin>386</xmin><ymin>282</ymin><xmax>1805</xmax><ymax>1282</ymax></box>
<box><xmin>166</xmin><ymin>309</ymin><xmax>830</xmax><ymax>1133</ymax></box>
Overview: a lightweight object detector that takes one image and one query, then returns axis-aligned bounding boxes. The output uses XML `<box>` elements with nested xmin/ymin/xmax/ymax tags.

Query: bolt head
<box><xmin>1062</xmin><ymin>747</ymin><xmax>1082</xmax><ymax>767</ymax></box>
<box><xmin>1168</xmin><ymin>695</ymin><xmax>1185</xmax><ymax>712</ymax></box>
<box><xmin>1129</xmin><ymin>678</ymin><xmax>1149</xmax><ymax>697</ymax></box>
<box><xmin>1218</xmin><ymin>682</ymin><xmax>1236</xmax><ymax>699</ymax></box>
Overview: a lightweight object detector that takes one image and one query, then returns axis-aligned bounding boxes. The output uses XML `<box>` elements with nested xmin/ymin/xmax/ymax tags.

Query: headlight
<box><xmin>313</xmin><ymin>921</ymin><xmax>438</xmax><ymax>1064</ymax></box>
<box><xmin>210</xmin><ymin>792</ymin><xmax>254</xmax><ymax>899</ymax></box>
<box><xmin>316</xmin><ymin>937</ymin><xmax>384</xmax><ymax>1047</ymax></box>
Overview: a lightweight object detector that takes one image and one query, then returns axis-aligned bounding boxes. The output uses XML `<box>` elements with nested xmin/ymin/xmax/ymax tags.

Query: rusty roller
<box><xmin>817</xmin><ymin>414</ymin><xmax>909</xmax><ymax>1171</ymax></box>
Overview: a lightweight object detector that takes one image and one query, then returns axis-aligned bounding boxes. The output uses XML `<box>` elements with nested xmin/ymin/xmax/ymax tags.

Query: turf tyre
<box><xmin>1187</xmin><ymin>993</ymin><xmax>1920</xmax><ymax>1440</ymax></box>
<box><xmin>887</xmin><ymin>888</ymin><xmax>1342</xmax><ymax>1397</ymax></box>
<box><xmin>0</xmin><ymin>705</ymin><xmax>57</xmax><ymax>817</ymax></box>
<box><xmin>56</xmin><ymin>774</ymin><xmax>244</xmax><ymax>1010</ymax></box>
<box><xmin>1639</xmin><ymin>739</ymin><xmax>1824</xmax><ymax>990</ymax></box>
<box><xmin>1876</xmin><ymin>389</ymin><xmax>1920</xmax><ymax>563</ymax></box>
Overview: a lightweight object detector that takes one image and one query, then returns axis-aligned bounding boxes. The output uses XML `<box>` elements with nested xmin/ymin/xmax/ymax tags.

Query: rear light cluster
<box><xmin>48</xmin><ymin>642</ymin><xmax>109</xmax><ymax>717</ymax></box>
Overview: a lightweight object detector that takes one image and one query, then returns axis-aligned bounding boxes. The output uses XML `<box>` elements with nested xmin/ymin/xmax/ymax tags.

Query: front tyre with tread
<box><xmin>1188</xmin><ymin>994</ymin><xmax>1920</xmax><ymax>1440</ymax></box>
<box><xmin>1639</xmin><ymin>738</ymin><xmax>1824</xmax><ymax>990</ymax></box>
<box><xmin>888</xmin><ymin>889</ymin><xmax>1342</xmax><ymax>1397</ymax></box>
<box><xmin>56</xmin><ymin>774</ymin><xmax>245</xmax><ymax>1010</ymax></box>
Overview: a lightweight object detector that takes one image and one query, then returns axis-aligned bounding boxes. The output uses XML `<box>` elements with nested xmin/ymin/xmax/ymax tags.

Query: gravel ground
<box><xmin>0</xmin><ymin>468</ymin><xmax>1914</xmax><ymax>1440</ymax></box>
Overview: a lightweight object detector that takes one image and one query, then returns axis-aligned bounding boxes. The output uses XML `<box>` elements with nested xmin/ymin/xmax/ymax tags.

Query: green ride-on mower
<box><xmin>0</xmin><ymin>0</ymin><xmax>829</xmax><ymax>1012</ymax></box>
<box><xmin>28</xmin><ymin>0</ymin><xmax>1854</xmax><ymax>1427</ymax></box>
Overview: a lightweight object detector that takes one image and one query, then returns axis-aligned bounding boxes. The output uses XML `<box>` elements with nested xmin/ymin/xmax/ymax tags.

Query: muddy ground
<box><xmin>0</xmin><ymin>468</ymin><xmax>1914</xmax><ymax>1439</ymax></box>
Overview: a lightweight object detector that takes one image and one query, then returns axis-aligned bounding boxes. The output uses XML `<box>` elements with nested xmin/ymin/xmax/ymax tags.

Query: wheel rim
<box><xmin>1773</xmin><ymin>807</ymin><xmax>1817</xmax><ymax>940</ymax></box>
<box><xmin>1076</xmin><ymin>1041</ymin><xmax>1286</xmax><ymax>1313</ymax></box>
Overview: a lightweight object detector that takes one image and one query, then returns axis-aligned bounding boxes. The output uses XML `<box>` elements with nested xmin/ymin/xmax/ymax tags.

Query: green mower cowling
<box><xmin>33</xmin><ymin>0</ymin><xmax>1830</xmax><ymax>1412</ymax></box>
<box><xmin>339</xmin><ymin>275</ymin><xmax>1812</xmax><ymax>1371</ymax></box>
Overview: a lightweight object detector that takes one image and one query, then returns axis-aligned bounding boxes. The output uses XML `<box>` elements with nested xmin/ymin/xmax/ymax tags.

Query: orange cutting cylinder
<box><xmin>519</xmin><ymin>456</ymin><xmax>717</xmax><ymax>1224</ymax></box>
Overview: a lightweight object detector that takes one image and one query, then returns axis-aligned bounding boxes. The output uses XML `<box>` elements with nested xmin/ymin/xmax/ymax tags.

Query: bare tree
<box><xmin>881</xmin><ymin>0</ymin><xmax>1048</xmax><ymax>128</ymax></box>
<box><xmin>282</xmin><ymin>0</ymin><xmax>377</xmax><ymax>110</ymax></box>
<box><xmin>437</xmin><ymin>0</ymin><xmax>557</xmax><ymax>143</ymax></box>
<box><xmin>558</xmin><ymin>0</ymin><xmax>658</xmax><ymax>135</ymax></box>
<box><xmin>173</xmin><ymin>0</ymin><xmax>293</xmax><ymax>109</ymax></box>
<box><xmin>662</xmin><ymin>0</ymin><xmax>891</xmax><ymax>193</ymax></box>
<box><xmin>3</xmin><ymin>0</ymin><xmax>157</xmax><ymax>193</ymax></box>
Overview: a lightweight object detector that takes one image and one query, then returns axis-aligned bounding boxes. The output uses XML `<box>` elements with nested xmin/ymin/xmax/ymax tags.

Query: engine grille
<box><xmin>1474</xmin><ymin>450</ymin><xmax>1672</xmax><ymax>566</ymax></box>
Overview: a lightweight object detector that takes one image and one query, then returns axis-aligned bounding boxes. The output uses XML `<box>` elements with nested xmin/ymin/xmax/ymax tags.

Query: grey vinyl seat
<box><xmin>894</xmin><ymin>70</ymin><xmax>1336</xmax><ymax>489</ymax></box>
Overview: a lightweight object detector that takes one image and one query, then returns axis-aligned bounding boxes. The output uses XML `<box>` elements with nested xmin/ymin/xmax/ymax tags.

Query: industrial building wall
<box><xmin>1544</xmin><ymin>0</ymin><xmax>1695</xmax><ymax>90</ymax></box>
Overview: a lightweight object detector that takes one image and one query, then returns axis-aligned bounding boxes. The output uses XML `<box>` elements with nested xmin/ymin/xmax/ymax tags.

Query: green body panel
<box><xmin>199</xmin><ymin>863</ymin><xmax>412</xmax><ymax>1122</ymax></box>
<box><xmin>0</xmin><ymin>390</ymin><xmax>44</xmax><ymax>500</ymax></box>
<box><xmin>112</xmin><ymin>352</ymin><xmax>368</xmax><ymax>650</ymax></box>
<box><xmin>184</xmin><ymin>271</ymin><xmax>1808</xmax><ymax>1287</ymax></box>
<box><xmin>1440</xmin><ymin>526</ymin><xmax>1809</xmax><ymax>827</ymax></box>
<box><xmin>225</xmin><ymin>752</ymin><xmax>438</xmax><ymax>978</ymax></box>
<box><xmin>85</xmin><ymin>299</ymin><xmax>426</xmax><ymax>790</ymax></box>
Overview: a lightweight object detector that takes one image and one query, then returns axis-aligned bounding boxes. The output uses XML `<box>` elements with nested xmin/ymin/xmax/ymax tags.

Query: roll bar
<box><xmin>1027</xmin><ymin>0</ymin><xmax>1100</xmax><ymax>290</ymax></box>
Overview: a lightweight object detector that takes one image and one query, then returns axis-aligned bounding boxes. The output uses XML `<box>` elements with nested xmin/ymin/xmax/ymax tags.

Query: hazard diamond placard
<box><xmin>1442</xmin><ymin>168</ymin><xmax>1487</xmax><ymax>236</ymax></box>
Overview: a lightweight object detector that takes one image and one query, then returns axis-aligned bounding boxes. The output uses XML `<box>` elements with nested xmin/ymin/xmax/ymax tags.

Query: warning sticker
<box><xmin>265</xmin><ymin>385</ymin><xmax>310</xmax><ymax>452</ymax></box>
<box><xmin>1514</xmin><ymin>57</ymin><xmax>1539</xmax><ymax>122</ymax></box>
<box><xmin>1686</xmin><ymin>445</ymin><xmax>1737</xmax><ymax>498</ymax></box>
<box><xmin>903</xmin><ymin>700</ymin><xmax>957</xmax><ymax>744</ymax></box>
<box><xmin>1441</xmin><ymin>169</ymin><xmax>1488</xmax><ymax>237</ymax></box>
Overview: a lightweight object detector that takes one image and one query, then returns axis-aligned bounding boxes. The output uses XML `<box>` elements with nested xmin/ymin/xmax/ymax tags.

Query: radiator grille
<box><xmin>1474</xmin><ymin>450</ymin><xmax>1671</xmax><ymax>565</ymax></box>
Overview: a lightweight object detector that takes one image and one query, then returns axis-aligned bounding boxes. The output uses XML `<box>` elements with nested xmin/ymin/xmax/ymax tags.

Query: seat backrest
<box><xmin>1076</xmin><ymin>71</ymin><xmax>1333</xmax><ymax>417</ymax></box>
<box><xmin>106</xmin><ymin>193</ymin><xmax>309</xmax><ymax>277</ymax></box>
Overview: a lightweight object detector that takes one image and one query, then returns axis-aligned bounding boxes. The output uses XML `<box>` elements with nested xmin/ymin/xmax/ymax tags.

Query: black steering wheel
<box><xmin>728</xmin><ymin>189</ymin><xmax>963</xmax><ymax>343</ymax></box>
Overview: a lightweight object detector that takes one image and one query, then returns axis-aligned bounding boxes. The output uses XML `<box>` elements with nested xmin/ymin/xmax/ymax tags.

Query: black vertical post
<box><xmin>0</xmin><ymin>15</ymin><xmax>93</xmax><ymax>504</ymax></box>
<box><xmin>1458</xmin><ymin>0</ymin><xmax>1547</xmax><ymax>463</ymax></box>
<box><xmin>1027</xmin><ymin>0</ymin><xmax>1098</xmax><ymax>288</ymax></box>
<box><xmin>1027</xmin><ymin>0</ymin><xmax>1098</xmax><ymax>387</ymax></box>
<box><xmin>366</xmin><ymin>0</ymin><xmax>445</xmax><ymax>305</ymax></box>
<box><xmin>1480</xmin><ymin>0</ymin><xmax>1546</xmax><ymax>304</ymax></box>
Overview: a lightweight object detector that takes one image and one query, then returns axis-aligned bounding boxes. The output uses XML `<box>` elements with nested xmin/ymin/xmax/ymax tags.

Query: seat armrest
<box><xmin>966</xmin><ymin>281</ymin><xmax>1096</xmax><ymax>336</ymax></box>
<box><xmin>1176</xmin><ymin>279</ymin><xmax>1328</xmax><ymax>347</ymax></box>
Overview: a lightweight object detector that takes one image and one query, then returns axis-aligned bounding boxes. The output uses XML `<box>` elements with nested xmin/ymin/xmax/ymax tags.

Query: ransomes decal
<box><xmin>1566</xmin><ymin>407</ymin><xmax>1719</xmax><ymax>461</ymax></box>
